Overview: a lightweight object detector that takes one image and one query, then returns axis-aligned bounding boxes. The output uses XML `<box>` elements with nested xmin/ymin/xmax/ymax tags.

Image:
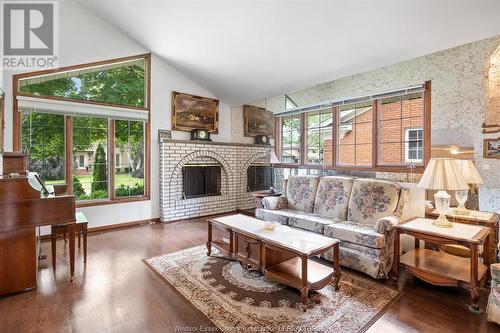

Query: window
<box><xmin>306</xmin><ymin>108</ymin><xmax>333</xmax><ymax>165</ymax></box>
<box><xmin>72</xmin><ymin>116</ymin><xmax>109</xmax><ymax>201</ymax></box>
<box><xmin>285</xmin><ymin>95</ymin><xmax>297</xmax><ymax>110</ymax></box>
<box><xmin>274</xmin><ymin>82</ymin><xmax>430</xmax><ymax>172</ymax></box>
<box><xmin>378</xmin><ymin>92</ymin><xmax>424</xmax><ymax>166</ymax></box>
<box><xmin>405</xmin><ymin>128</ymin><xmax>423</xmax><ymax>162</ymax></box>
<box><xmin>280</xmin><ymin>114</ymin><xmax>301</xmax><ymax>164</ymax></box>
<box><xmin>15</xmin><ymin>54</ymin><xmax>150</xmax><ymax>206</ymax></box>
<box><xmin>18</xmin><ymin>58</ymin><xmax>146</xmax><ymax>108</ymax></box>
<box><xmin>337</xmin><ymin>101</ymin><xmax>372</xmax><ymax>166</ymax></box>
<box><xmin>114</xmin><ymin>120</ymin><xmax>145</xmax><ymax>198</ymax></box>
<box><xmin>21</xmin><ymin>112</ymin><xmax>65</xmax><ymax>185</ymax></box>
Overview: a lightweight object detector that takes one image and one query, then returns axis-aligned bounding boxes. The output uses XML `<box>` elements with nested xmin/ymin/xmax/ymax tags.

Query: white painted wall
<box><xmin>1</xmin><ymin>0</ymin><xmax>232</xmax><ymax>229</ymax></box>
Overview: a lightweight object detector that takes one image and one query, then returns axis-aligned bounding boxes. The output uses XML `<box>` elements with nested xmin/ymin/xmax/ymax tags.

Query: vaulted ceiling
<box><xmin>76</xmin><ymin>0</ymin><xmax>500</xmax><ymax>106</ymax></box>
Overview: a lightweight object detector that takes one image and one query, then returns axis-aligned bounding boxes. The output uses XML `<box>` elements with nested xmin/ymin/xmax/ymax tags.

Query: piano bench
<box><xmin>50</xmin><ymin>213</ymin><xmax>88</xmax><ymax>270</ymax></box>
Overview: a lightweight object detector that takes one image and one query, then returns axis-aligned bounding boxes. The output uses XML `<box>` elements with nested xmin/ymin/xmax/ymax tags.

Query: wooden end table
<box><xmin>207</xmin><ymin>214</ymin><xmax>340</xmax><ymax>310</ymax></box>
<box><xmin>393</xmin><ymin>217</ymin><xmax>491</xmax><ymax>313</ymax></box>
<box><xmin>426</xmin><ymin>209</ymin><xmax>499</xmax><ymax>262</ymax></box>
<box><xmin>251</xmin><ymin>191</ymin><xmax>282</xmax><ymax>209</ymax></box>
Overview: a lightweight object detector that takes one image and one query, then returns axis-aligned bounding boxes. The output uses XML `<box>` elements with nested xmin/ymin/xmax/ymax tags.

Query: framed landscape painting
<box><xmin>172</xmin><ymin>92</ymin><xmax>219</xmax><ymax>133</ymax></box>
<box><xmin>243</xmin><ymin>105</ymin><xmax>274</xmax><ymax>137</ymax></box>
<box><xmin>484</xmin><ymin>138</ymin><xmax>500</xmax><ymax>158</ymax></box>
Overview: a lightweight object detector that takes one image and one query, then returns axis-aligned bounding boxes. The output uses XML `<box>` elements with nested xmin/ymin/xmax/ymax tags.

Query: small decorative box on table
<box><xmin>392</xmin><ymin>217</ymin><xmax>491</xmax><ymax>313</ymax></box>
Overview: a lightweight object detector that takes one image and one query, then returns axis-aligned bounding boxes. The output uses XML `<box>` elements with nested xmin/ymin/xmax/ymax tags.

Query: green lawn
<box><xmin>46</xmin><ymin>174</ymin><xmax>143</xmax><ymax>193</ymax></box>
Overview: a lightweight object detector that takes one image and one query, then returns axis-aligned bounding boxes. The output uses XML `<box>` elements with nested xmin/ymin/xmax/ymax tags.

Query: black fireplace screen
<box><xmin>182</xmin><ymin>165</ymin><xmax>221</xmax><ymax>199</ymax></box>
<box><xmin>247</xmin><ymin>165</ymin><xmax>274</xmax><ymax>192</ymax></box>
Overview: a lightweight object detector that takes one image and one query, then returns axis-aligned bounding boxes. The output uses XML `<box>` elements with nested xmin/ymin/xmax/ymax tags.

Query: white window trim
<box><xmin>405</xmin><ymin>128</ymin><xmax>423</xmax><ymax>164</ymax></box>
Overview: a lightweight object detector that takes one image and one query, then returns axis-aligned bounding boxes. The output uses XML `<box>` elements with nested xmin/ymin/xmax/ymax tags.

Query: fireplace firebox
<box><xmin>247</xmin><ymin>165</ymin><xmax>274</xmax><ymax>192</ymax></box>
<box><xmin>182</xmin><ymin>165</ymin><xmax>221</xmax><ymax>199</ymax></box>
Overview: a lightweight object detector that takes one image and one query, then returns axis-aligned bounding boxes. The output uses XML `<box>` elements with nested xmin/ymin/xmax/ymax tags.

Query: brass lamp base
<box><xmin>453</xmin><ymin>206</ymin><xmax>470</xmax><ymax>216</ymax></box>
<box><xmin>432</xmin><ymin>214</ymin><xmax>453</xmax><ymax>228</ymax></box>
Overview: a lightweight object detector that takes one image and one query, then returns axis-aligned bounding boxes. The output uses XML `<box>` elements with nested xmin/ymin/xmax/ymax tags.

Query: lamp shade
<box><xmin>454</xmin><ymin>159</ymin><xmax>483</xmax><ymax>185</ymax></box>
<box><xmin>418</xmin><ymin>158</ymin><xmax>469</xmax><ymax>191</ymax></box>
<box><xmin>268</xmin><ymin>150</ymin><xmax>281</xmax><ymax>164</ymax></box>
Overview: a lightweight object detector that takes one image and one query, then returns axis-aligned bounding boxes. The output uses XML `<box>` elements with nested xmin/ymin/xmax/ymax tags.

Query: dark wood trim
<box><xmin>333</xmin><ymin>106</ymin><xmax>339</xmax><ymax>167</ymax></box>
<box><xmin>274</xmin><ymin>117</ymin><xmax>281</xmax><ymax>158</ymax></box>
<box><xmin>40</xmin><ymin>218</ymin><xmax>160</xmax><ymax>240</ymax></box>
<box><xmin>300</xmin><ymin>113</ymin><xmax>307</xmax><ymax>165</ymax></box>
<box><xmin>13</xmin><ymin>53</ymin><xmax>151</xmax><ymax>80</ymax></box>
<box><xmin>109</xmin><ymin>120</ymin><xmax>116</xmax><ymax>200</ymax></box>
<box><xmin>423</xmin><ymin>80</ymin><xmax>432</xmax><ymax>167</ymax></box>
<box><xmin>0</xmin><ymin>92</ymin><xmax>4</xmax><ymax>152</ymax></box>
<box><xmin>330</xmin><ymin>106</ymin><xmax>336</xmax><ymax>167</ymax></box>
<box><xmin>372</xmin><ymin>100</ymin><xmax>378</xmax><ymax>166</ymax></box>
<box><xmin>65</xmin><ymin>116</ymin><xmax>73</xmax><ymax>195</ymax></box>
<box><xmin>15</xmin><ymin>92</ymin><xmax>149</xmax><ymax>111</ymax></box>
<box><xmin>275</xmin><ymin>162</ymin><xmax>425</xmax><ymax>173</ymax></box>
<box><xmin>13</xmin><ymin>78</ymin><xmax>20</xmax><ymax>151</ymax></box>
<box><xmin>145</xmin><ymin>53</ymin><xmax>152</xmax><ymax>110</ymax></box>
<box><xmin>145</xmin><ymin>121</ymin><xmax>151</xmax><ymax>198</ymax></box>
<box><xmin>76</xmin><ymin>196</ymin><xmax>150</xmax><ymax>208</ymax></box>
<box><xmin>483</xmin><ymin>128</ymin><xmax>500</xmax><ymax>134</ymax></box>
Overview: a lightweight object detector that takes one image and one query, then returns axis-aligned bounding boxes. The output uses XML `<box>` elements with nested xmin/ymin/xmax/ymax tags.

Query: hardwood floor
<box><xmin>0</xmin><ymin>216</ymin><xmax>498</xmax><ymax>333</ymax></box>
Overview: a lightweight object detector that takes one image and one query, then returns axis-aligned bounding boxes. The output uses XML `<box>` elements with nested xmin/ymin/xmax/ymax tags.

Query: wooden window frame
<box><xmin>13</xmin><ymin>53</ymin><xmax>151</xmax><ymax>207</ymax></box>
<box><xmin>303</xmin><ymin>107</ymin><xmax>334</xmax><ymax>167</ymax></box>
<box><xmin>275</xmin><ymin>81</ymin><xmax>431</xmax><ymax>173</ymax></box>
<box><xmin>279</xmin><ymin>114</ymin><xmax>303</xmax><ymax>165</ymax></box>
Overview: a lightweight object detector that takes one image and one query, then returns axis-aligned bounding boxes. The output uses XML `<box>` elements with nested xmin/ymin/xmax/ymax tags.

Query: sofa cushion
<box><xmin>323</xmin><ymin>221</ymin><xmax>385</xmax><ymax>249</ymax></box>
<box><xmin>288</xmin><ymin>212</ymin><xmax>340</xmax><ymax>234</ymax></box>
<box><xmin>347</xmin><ymin>178</ymin><xmax>401</xmax><ymax>226</ymax></box>
<box><xmin>285</xmin><ymin>176</ymin><xmax>319</xmax><ymax>213</ymax></box>
<box><xmin>314</xmin><ymin>176</ymin><xmax>354</xmax><ymax>220</ymax></box>
<box><xmin>255</xmin><ymin>208</ymin><xmax>290</xmax><ymax>225</ymax></box>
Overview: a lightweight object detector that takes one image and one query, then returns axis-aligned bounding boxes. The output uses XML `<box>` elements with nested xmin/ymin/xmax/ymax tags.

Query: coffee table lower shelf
<box><xmin>265</xmin><ymin>257</ymin><xmax>334</xmax><ymax>289</ymax></box>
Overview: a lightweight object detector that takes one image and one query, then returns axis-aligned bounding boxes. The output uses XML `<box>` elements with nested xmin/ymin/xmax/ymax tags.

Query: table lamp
<box><xmin>418</xmin><ymin>158</ymin><xmax>469</xmax><ymax>227</ymax></box>
<box><xmin>453</xmin><ymin>159</ymin><xmax>483</xmax><ymax>215</ymax></box>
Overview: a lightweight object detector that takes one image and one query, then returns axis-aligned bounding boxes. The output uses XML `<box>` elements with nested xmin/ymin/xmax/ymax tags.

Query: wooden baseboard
<box><xmin>41</xmin><ymin>209</ymin><xmax>257</xmax><ymax>241</ymax></box>
<box><xmin>40</xmin><ymin>218</ymin><xmax>160</xmax><ymax>241</ymax></box>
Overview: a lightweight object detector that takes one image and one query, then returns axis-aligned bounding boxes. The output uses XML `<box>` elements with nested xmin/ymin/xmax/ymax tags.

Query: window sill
<box><xmin>76</xmin><ymin>196</ymin><xmax>150</xmax><ymax>208</ymax></box>
<box><xmin>275</xmin><ymin>163</ymin><xmax>424</xmax><ymax>173</ymax></box>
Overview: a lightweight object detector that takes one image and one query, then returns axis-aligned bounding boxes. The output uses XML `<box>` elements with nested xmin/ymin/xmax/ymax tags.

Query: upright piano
<box><xmin>0</xmin><ymin>174</ymin><xmax>76</xmax><ymax>296</ymax></box>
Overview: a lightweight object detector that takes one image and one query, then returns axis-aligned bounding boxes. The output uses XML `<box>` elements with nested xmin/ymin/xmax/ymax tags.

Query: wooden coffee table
<box><xmin>207</xmin><ymin>214</ymin><xmax>341</xmax><ymax>309</ymax></box>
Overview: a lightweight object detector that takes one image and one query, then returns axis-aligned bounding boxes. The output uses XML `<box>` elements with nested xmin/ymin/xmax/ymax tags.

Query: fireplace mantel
<box><xmin>161</xmin><ymin>139</ymin><xmax>271</xmax><ymax>148</ymax></box>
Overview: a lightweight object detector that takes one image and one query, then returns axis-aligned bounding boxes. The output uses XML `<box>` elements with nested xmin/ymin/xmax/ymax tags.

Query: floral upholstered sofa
<box><xmin>256</xmin><ymin>175</ymin><xmax>409</xmax><ymax>279</ymax></box>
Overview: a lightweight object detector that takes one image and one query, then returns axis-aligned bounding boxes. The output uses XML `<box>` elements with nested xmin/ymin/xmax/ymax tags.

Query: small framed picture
<box><xmin>483</xmin><ymin>138</ymin><xmax>500</xmax><ymax>158</ymax></box>
<box><xmin>158</xmin><ymin>129</ymin><xmax>172</xmax><ymax>143</ymax></box>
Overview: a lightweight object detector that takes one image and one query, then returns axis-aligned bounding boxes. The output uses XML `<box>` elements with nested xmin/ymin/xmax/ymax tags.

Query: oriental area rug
<box><xmin>144</xmin><ymin>246</ymin><xmax>399</xmax><ymax>333</ymax></box>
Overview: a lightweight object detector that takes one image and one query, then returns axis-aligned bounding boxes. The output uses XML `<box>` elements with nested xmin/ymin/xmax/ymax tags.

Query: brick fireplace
<box><xmin>159</xmin><ymin>140</ymin><xmax>273</xmax><ymax>222</ymax></box>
